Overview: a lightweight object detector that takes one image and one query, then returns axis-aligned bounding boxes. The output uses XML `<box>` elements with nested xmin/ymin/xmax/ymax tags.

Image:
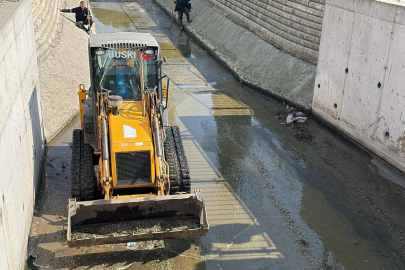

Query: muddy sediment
<box><xmin>71</xmin><ymin>218</ymin><xmax>200</xmax><ymax>239</ymax></box>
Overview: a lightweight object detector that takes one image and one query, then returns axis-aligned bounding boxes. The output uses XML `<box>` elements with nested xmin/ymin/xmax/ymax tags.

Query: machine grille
<box><xmin>101</xmin><ymin>43</ymin><xmax>147</xmax><ymax>49</ymax></box>
<box><xmin>116</xmin><ymin>151</ymin><xmax>152</xmax><ymax>186</ymax></box>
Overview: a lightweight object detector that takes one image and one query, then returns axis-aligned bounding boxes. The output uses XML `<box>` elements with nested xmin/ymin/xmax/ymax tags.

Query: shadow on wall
<box><xmin>29</xmin><ymin>86</ymin><xmax>45</xmax><ymax>196</ymax></box>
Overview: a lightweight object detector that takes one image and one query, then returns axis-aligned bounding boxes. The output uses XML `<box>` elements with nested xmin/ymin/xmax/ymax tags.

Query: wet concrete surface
<box><xmin>27</xmin><ymin>0</ymin><xmax>405</xmax><ymax>269</ymax></box>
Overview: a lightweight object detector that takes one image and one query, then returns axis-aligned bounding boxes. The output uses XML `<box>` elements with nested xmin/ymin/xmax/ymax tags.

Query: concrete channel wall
<box><xmin>154</xmin><ymin>0</ymin><xmax>318</xmax><ymax>109</ymax></box>
<box><xmin>32</xmin><ymin>0</ymin><xmax>90</xmax><ymax>141</ymax></box>
<box><xmin>205</xmin><ymin>0</ymin><xmax>325</xmax><ymax>62</ymax></box>
<box><xmin>0</xmin><ymin>0</ymin><xmax>45</xmax><ymax>269</ymax></box>
<box><xmin>313</xmin><ymin>0</ymin><xmax>405</xmax><ymax>173</ymax></box>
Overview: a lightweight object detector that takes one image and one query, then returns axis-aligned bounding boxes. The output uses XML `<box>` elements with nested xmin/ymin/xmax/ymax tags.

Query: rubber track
<box><xmin>71</xmin><ymin>129</ymin><xmax>95</xmax><ymax>201</ymax></box>
<box><xmin>71</xmin><ymin>129</ymin><xmax>81</xmax><ymax>199</ymax></box>
<box><xmin>79</xmin><ymin>131</ymin><xmax>96</xmax><ymax>201</ymax></box>
<box><xmin>172</xmin><ymin>126</ymin><xmax>191</xmax><ymax>193</ymax></box>
<box><xmin>164</xmin><ymin>127</ymin><xmax>180</xmax><ymax>194</ymax></box>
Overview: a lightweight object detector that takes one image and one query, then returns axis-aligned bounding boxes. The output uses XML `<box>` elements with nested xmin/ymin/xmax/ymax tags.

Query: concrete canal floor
<box><xmin>27</xmin><ymin>0</ymin><xmax>405</xmax><ymax>269</ymax></box>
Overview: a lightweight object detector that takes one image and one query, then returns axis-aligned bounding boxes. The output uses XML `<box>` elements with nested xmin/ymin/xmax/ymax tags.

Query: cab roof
<box><xmin>89</xmin><ymin>32</ymin><xmax>159</xmax><ymax>49</ymax></box>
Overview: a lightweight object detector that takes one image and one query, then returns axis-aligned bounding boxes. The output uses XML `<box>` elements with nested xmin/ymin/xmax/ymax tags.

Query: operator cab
<box><xmin>91</xmin><ymin>47</ymin><xmax>158</xmax><ymax>101</ymax></box>
<box><xmin>88</xmin><ymin>33</ymin><xmax>161</xmax><ymax>102</ymax></box>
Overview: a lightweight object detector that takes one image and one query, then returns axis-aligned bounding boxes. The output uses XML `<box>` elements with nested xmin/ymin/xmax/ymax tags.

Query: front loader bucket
<box><xmin>67</xmin><ymin>191</ymin><xmax>209</xmax><ymax>247</ymax></box>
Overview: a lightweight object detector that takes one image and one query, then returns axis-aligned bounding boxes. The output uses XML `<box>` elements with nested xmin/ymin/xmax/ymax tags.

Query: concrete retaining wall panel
<box><xmin>0</xmin><ymin>16</ymin><xmax>15</xmax><ymax>62</ymax></box>
<box><xmin>12</xmin><ymin>0</ymin><xmax>32</xmax><ymax>34</ymax></box>
<box><xmin>0</xmin><ymin>42</ymin><xmax>20</xmax><ymax>137</ymax></box>
<box><xmin>340</xmin><ymin>13</ymin><xmax>392</xmax><ymax>136</ymax></box>
<box><xmin>347</xmin><ymin>13</ymin><xmax>392</xmax><ymax>79</ymax></box>
<box><xmin>0</xmin><ymin>0</ymin><xmax>44</xmax><ymax>268</ymax></box>
<box><xmin>327</xmin><ymin>0</ymin><xmax>355</xmax><ymax>10</ymax></box>
<box><xmin>341</xmin><ymin>71</ymin><xmax>382</xmax><ymax>133</ymax></box>
<box><xmin>4</xmin><ymin>135</ymin><xmax>32</xmax><ymax>270</ymax></box>
<box><xmin>27</xmin><ymin>87</ymin><xmax>44</xmax><ymax>183</ymax></box>
<box><xmin>1</xmin><ymin>205</ymin><xmax>14</xmax><ymax>270</ymax></box>
<box><xmin>313</xmin><ymin>0</ymin><xmax>405</xmax><ymax>173</ymax></box>
<box><xmin>355</xmin><ymin>0</ymin><xmax>396</xmax><ymax>21</ymax></box>
<box><xmin>374</xmin><ymin>83</ymin><xmax>404</xmax><ymax>151</ymax></box>
<box><xmin>0</xmin><ymin>213</ymin><xmax>11</xmax><ymax>270</ymax></box>
<box><xmin>0</xmin><ymin>93</ymin><xmax>27</xmax><ymax>187</ymax></box>
<box><xmin>373</xmin><ymin>22</ymin><xmax>405</xmax><ymax>155</ymax></box>
<box><xmin>0</xmin><ymin>136</ymin><xmax>12</xmax><ymax>203</ymax></box>
<box><xmin>21</xmin><ymin>58</ymin><xmax>39</xmax><ymax>109</ymax></box>
<box><xmin>313</xmin><ymin>5</ymin><xmax>353</xmax><ymax>119</ymax></box>
<box><xmin>395</xmin><ymin>6</ymin><xmax>405</xmax><ymax>25</ymax></box>
<box><xmin>16</xmin><ymin>19</ymin><xmax>35</xmax><ymax>76</ymax></box>
<box><xmin>0</xmin><ymin>136</ymin><xmax>13</xmax><ymax>209</ymax></box>
<box><xmin>384</xmin><ymin>23</ymin><xmax>405</xmax><ymax>91</ymax></box>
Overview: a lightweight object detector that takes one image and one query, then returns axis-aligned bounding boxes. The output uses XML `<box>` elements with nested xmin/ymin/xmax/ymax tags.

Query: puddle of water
<box><xmin>175</xmin><ymin>43</ymin><xmax>191</xmax><ymax>58</ymax></box>
<box><xmin>159</xmin><ymin>42</ymin><xmax>177</xmax><ymax>50</ymax></box>
<box><xmin>25</xmin><ymin>256</ymin><xmax>38</xmax><ymax>270</ymax></box>
<box><xmin>91</xmin><ymin>7</ymin><xmax>139</xmax><ymax>33</ymax></box>
<box><xmin>301</xmin><ymin>185</ymin><xmax>397</xmax><ymax>269</ymax></box>
<box><xmin>92</xmin><ymin>7</ymin><xmax>140</xmax><ymax>25</ymax></box>
<box><xmin>159</xmin><ymin>39</ymin><xmax>195</xmax><ymax>59</ymax></box>
<box><xmin>93</xmin><ymin>15</ymin><xmax>123</xmax><ymax>33</ymax></box>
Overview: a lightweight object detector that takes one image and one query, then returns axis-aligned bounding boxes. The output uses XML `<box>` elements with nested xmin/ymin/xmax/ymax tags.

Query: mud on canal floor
<box><xmin>26</xmin><ymin>0</ymin><xmax>405</xmax><ymax>269</ymax></box>
<box><xmin>71</xmin><ymin>218</ymin><xmax>200</xmax><ymax>239</ymax></box>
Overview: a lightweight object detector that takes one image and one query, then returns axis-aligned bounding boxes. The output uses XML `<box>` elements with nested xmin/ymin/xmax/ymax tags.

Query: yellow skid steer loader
<box><xmin>67</xmin><ymin>32</ymin><xmax>208</xmax><ymax>247</ymax></box>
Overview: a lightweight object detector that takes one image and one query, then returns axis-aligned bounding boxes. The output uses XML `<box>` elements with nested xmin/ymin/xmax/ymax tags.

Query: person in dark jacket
<box><xmin>59</xmin><ymin>1</ymin><xmax>93</xmax><ymax>32</ymax></box>
<box><xmin>103</xmin><ymin>58</ymin><xmax>141</xmax><ymax>100</ymax></box>
<box><xmin>174</xmin><ymin>0</ymin><xmax>192</xmax><ymax>30</ymax></box>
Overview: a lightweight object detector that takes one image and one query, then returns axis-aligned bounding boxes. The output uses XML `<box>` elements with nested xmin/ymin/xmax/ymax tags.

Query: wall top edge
<box><xmin>376</xmin><ymin>0</ymin><xmax>405</xmax><ymax>7</ymax></box>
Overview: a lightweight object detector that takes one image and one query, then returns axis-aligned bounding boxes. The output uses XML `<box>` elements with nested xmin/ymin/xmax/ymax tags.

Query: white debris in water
<box><xmin>286</xmin><ymin>113</ymin><xmax>307</xmax><ymax>124</ymax></box>
<box><xmin>286</xmin><ymin>113</ymin><xmax>294</xmax><ymax>124</ymax></box>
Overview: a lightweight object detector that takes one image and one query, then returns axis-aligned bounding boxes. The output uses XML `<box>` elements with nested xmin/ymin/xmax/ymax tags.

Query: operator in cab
<box><xmin>103</xmin><ymin>57</ymin><xmax>141</xmax><ymax>100</ymax></box>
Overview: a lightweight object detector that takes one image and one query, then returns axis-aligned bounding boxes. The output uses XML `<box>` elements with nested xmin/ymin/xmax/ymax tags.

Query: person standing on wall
<box><xmin>174</xmin><ymin>0</ymin><xmax>192</xmax><ymax>30</ymax></box>
<box><xmin>58</xmin><ymin>1</ymin><xmax>93</xmax><ymax>33</ymax></box>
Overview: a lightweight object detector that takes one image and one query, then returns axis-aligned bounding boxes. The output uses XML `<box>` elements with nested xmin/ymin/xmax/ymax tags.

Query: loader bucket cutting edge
<box><xmin>67</xmin><ymin>191</ymin><xmax>209</xmax><ymax>247</ymax></box>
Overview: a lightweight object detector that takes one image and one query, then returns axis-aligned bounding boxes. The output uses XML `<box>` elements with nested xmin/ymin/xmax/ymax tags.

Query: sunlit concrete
<box><xmin>313</xmin><ymin>0</ymin><xmax>405</xmax><ymax>173</ymax></box>
<box><xmin>0</xmin><ymin>0</ymin><xmax>45</xmax><ymax>269</ymax></box>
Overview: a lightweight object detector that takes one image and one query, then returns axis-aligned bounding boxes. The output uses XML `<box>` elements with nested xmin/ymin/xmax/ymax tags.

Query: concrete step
<box><xmin>32</xmin><ymin>0</ymin><xmax>46</xmax><ymax>24</ymax></box>
<box><xmin>252</xmin><ymin>0</ymin><xmax>322</xmax><ymax>31</ymax></box>
<box><xmin>207</xmin><ymin>0</ymin><xmax>323</xmax><ymax>60</ymax></box>
<box><xmin>263</xmin><ymin>0</ymin><xmax>323</xmax><ymax>27</ymax></box>
<box><xmin>241</xmin><ymin>0</ymin><xmax>322</xmax><ymax>37</ymax></box>
<box><xmin>32</xmin><ymin>0</ymin><xmax>62</xmax><ymax>64</ymax></box>
<box><xmin>230</xmin><ymin>0</ymin><xmax>320</xmax><ymax>44</ymax></box>
<box><xmin>36</xmin><ymin>21</ymin><xmax>61</xmax><ymax>64</ymax></box>
<box><xmin>31</xmin><ymin>0</ymin><xmax>42</xmax><ymax>17</ymax></box>
<box><xmin>290</xmin><ymin>0</ymin><xmax>324</xmax><ymax>11</ymax></box>
<box><xmin>34</xmin><ymin>0</ymin><xmax>58</xmax><ymax>41</ymax></box>
<box><xmin>273</xmin><ymin>0</ymin><xmax>323</xmax><ymax>18</ymax></box>
<box><xmin>208</xmin><ymin>0</ymin><xmax>319</xmax><ymax>59</ymax></box>
<box><xmin>311</xmin><ymin>0</ymin><xmax>325</xmax><ymax>4</ymax></box>
<box><xmin>216</xmin><ymin>0</ymin><xmax>319</xmax><ymax>49</ymax></box>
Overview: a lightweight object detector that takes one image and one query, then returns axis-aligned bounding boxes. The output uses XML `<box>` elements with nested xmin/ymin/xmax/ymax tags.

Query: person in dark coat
<box><xmin>59</xmin><ymin>1</ymin><xmax>93</xmax><ymax>32</ymax></box>
<box><xmin>174</xmin><ymin>0</ymin><xmax>192</xmax><ymax>30</ymax></box>
<box><xmin>103</xmin><ymin>58</ymin><xmax>141</xmax><ymax>100</ymax></box>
